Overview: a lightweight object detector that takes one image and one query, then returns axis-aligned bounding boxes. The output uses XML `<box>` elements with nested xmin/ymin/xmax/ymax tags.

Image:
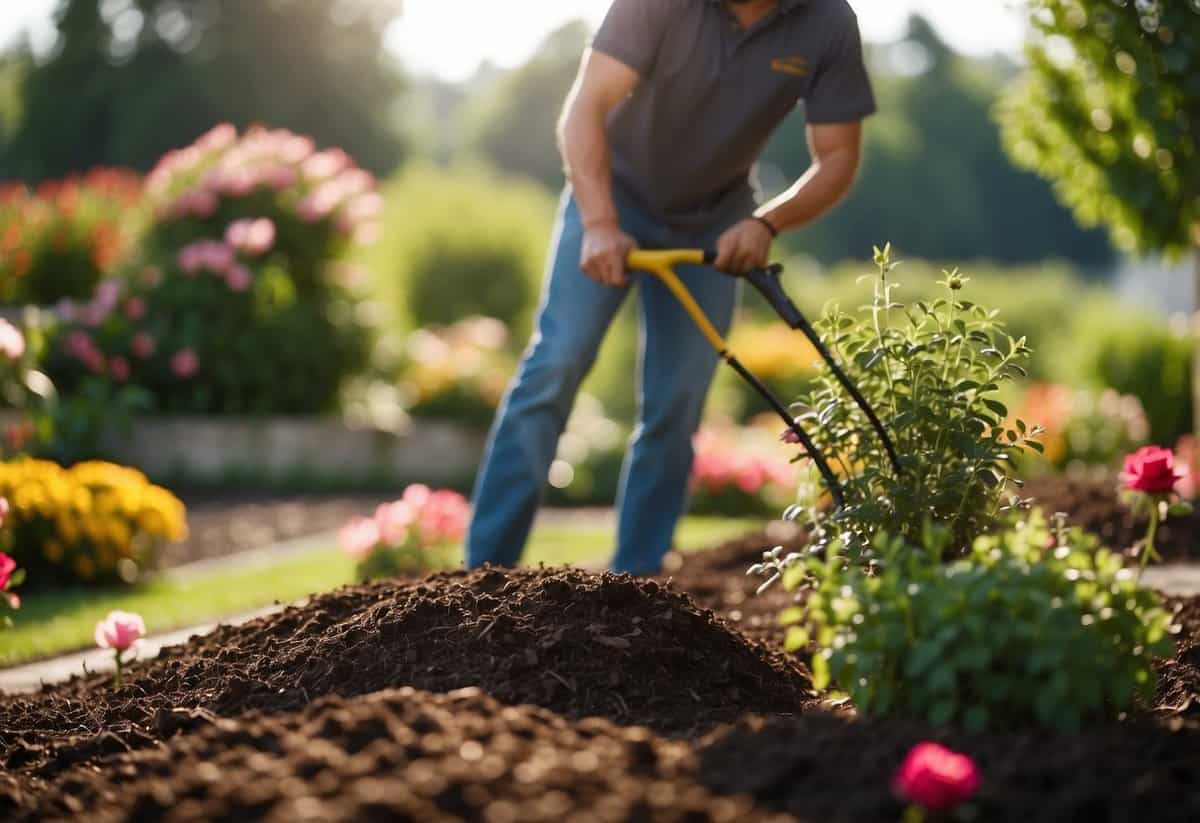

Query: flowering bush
<box><xmin>782</xmin><ymin>246</ymin><xmax>1041</xmax><ymax>557</ymax></box>
<box><xmin>0</xmin><ymin>458</ymin><xmax>187</xmax><ymax>586</ymax></box>
<box><xmin>44</xmin><ymin>124</ymin><xmax>377</xmax><ymax>415</ymax></box>
<box><xmin>396</xmin><ymin>317</ymin><xmax>515</xmax><ymax>426</ymax></box>
<box><xmin>893</xmin><ymin>742</ymin><xmax>980</xmax><ymax>815</ymax></box>
<box><xmin>1016</xmin><ymin>382</ymin><xmax>1148</xmax><ymax>472</ymax></box>
<box><xmin>689</xmin><ymin>419</ymin><xmax>797</xmax><ymax>516</ymax></box>
<box><xmin>777</xmin><ymin>512</ymin><xmax>1175</xmax><ymax>732</ymax></box>
<box><xmin>1120</xmin><ymin>445</ymin><xmax>1193</xmax><ymax>579</ymax></box>
<box><xmin>95</xmin><ymin>610</ymin><xmax>145</xmax><ymax>688</ymax></box>
<box><xmin>0</xmin><ymin>169</ymin><xmax>142</xmax><ymax>304</ymax></box>
<box><xmin>339</xmin><ymin>484</ymin><xmax>469</xmax><ymax>580</ymax></box>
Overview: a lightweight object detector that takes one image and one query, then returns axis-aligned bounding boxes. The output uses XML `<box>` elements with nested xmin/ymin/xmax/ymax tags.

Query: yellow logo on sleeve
<box><xmin>770</xmin><ymin>56</ymin><xmax>810</xmax><ymax>77</ymax></box>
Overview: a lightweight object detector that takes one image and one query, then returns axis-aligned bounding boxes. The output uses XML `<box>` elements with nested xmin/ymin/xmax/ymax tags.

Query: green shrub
<box><xmin>775</xmin><ymin>513</ymin><xmax>1175</xmax><ymax>732</ymax></box>
<box><xmin>784</xmin><ymin>246</ymin><xmax>1041</xmax><ymax>556</ymax></box>
<box><xmin>775</xmin><ymin>255</ymin><xmax>1103</xmax><ymax>382</ymax></box>
<box><xmin>1062</xmin><ymin>304</ymin><xmax>1193</xmax><ymax>446</ymax></box>
<box><xmin>355</xmin><ymin>165</ymin><xmax>553</xmax><ymax>341</ymax></box>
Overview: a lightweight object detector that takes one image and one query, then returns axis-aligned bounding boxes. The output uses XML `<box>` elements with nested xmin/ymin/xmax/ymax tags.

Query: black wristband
<box><xmin>753</xmin><ymin>215</ymin><xmax>779</xmax><ymax>238</ymax></box>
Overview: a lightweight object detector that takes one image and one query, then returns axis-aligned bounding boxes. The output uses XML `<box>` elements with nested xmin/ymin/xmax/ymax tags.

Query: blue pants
<box><xmin>465</xmin><ymin>190</ymin><xmax>739</xmax><ymax>575</ymax></box>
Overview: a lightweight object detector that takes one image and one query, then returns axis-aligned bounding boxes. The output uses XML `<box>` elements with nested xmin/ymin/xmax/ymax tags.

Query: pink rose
<box><xmin>94</xmin><ymin>610</ymin><xmax>146</xmax><ymax>652</ymax></box>
<box><xmin>131</xmin><ymin>332</ymin><xmax>156</xmax><ymax>360</ymax></box>
<box><xmin>893</xmin><ymin>742</ymin><xmax>980</xmax><ymax>813</ymax></box>
<box><xmin>110</xmin><ymin>356</ymin><xmax>131</xmax><ymax>383</ymax></box>
<box><xmin>1121</xmin><ymin>446</ymin><xmax>1185</xmax><ymax>496</ymax></box>
<box><xmin>124</xmin><ymin>297</ymin><xmax>147</xmax><ymax>322</ymax></box>
<box><xmin>0</xmin><ymin>551</ymin><xmax>15</xmax><ymax>589</ymax></box>
<box><xmin>171</xmin><ymin>349</ymin><xmax>200</xmax><ymax>379</ymax></box>
<box><xmin>0</xmin><ymin>318</ymin><xmax>25</xmax><ymax>360</ymax></box>
<box><xmin>339</xmin><ymin>516</ymin><xmax>381</xmax><ymax>560</ymax></box>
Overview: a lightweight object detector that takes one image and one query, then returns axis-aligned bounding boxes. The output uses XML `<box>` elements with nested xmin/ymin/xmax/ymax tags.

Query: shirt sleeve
<box><xmin>590</xmin><ymin>0</ymin><xmax>673</xmax><ymax>77</ymax></box>
<box><xmin>805</xmin><ymin>11</ymin><xmax>876</xmax><ymax>124</ymax></box>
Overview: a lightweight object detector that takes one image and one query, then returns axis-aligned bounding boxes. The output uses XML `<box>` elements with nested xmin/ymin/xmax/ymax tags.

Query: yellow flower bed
<box><xmin>0</xmin><ymin>458</ymin><xmax>187</xmax><ymax>586</ymax></box>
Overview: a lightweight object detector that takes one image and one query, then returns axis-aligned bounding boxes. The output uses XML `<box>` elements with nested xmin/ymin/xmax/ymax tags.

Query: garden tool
<box><xmin>625</xmin><ymin>249</ymin><xmax>904</xmax><ymax>509</ymax></box>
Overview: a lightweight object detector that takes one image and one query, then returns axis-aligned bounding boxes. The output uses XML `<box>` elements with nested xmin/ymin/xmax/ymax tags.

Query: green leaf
<box><xmin>1167</xmin><ymin>501</ymin><xmax>1194</xmax><ymax>518</ymax></box>
<box><xmin>785</xmin><ymin>626</ymin><xmax>810</xmax><ymax>652</ymax></box>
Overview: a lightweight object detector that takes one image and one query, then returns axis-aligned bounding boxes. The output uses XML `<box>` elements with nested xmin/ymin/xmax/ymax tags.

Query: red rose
<box><xmin>0</xmin><ymin>552</ymin><xmax>16</xmax><ymax>590</ymax></box>
<box><xmin>893</xmin><ymin>742</ymin><xmax>980</xmax><ymax>812</ymax></box>
<box><xmin>1121</xmin><ymin>446</ymin><xmax>1185</xmax><ymax>495</ymax></box>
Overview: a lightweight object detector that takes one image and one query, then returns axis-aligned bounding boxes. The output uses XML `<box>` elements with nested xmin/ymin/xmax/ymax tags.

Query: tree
<box><xmin>997</xmin><ymin>0</ymin><xmax>1200</xmax><ymax>434</ymax></box>
<box><xmin>761</xmin><ymin>15</ymin><xmax>1114</xmax><ymax>266</ymax></box>
<box><xmin>2</xmin><ymin>0</ymin><xmax>407</xmax><ymax>181</ymax></box>
<box><xmin>458</xmin><ymin>21</ymin><xmax>592</xmax><ymax>189</ymax></box>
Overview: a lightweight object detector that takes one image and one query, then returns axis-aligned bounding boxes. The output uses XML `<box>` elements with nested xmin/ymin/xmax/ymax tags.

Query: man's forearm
<box><xmin>757</xmin><ymin>146</ymin><xmax>859</xmax><ymax>233</ymax></box>
<box><xmin>558</xmin><ymin>106</ymin><xmax>620</xmax><ymax>229</ymax></box>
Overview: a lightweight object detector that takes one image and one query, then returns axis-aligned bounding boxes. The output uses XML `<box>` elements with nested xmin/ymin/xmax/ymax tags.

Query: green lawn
<box><xmin>1</xmin><ymin>515</ymin><xmax>759</xmax><ymax>667</ymax></box>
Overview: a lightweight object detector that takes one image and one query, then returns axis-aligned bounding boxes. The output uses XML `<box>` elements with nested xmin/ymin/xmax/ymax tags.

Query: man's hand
<box><xmin>581</xmin><ymin>221</ymin><xmax>637</xmax><ymax>287</ymax></box>
<box><xmin>714</xmin><ymin>218</ymin><xmax>773</xmax><ymax>275</ymax></box>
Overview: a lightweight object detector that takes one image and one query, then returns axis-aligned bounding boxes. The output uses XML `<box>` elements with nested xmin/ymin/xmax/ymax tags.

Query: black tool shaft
<box><xmin>726</xmin><ymin>354</ymin><xmax>845</xmax><ymax>508</ymax></box>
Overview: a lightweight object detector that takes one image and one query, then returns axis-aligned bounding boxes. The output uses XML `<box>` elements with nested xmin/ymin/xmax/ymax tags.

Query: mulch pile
<box><xmin>3</xmin><ymin>520</ymin><xmax>1200</xmax><ymax>820</ymax></box>
<box><xmin>1025</xmin><ymin>473</ymin><xmax>1200</xmax><ymax>562</ymax></box>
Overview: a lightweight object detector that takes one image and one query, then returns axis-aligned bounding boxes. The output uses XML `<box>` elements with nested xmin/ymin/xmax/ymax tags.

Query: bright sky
<box><xmin>1</xmin><ymin>0</ymin><xmax>1028</xmax><ymax>83</ymax></box>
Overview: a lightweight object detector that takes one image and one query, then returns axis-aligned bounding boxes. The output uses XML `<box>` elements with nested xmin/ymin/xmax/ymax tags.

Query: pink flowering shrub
<box><xmin>339</xmin><ymin>484</ymin><xmax>469</xmax><ymax>580</ymax></box>
<box><xmin>44</xmin><ymin>124</ymin><xmax>376</xmax><ymax>416</ymax></box>
<box><xmin>688</xmin><ymin>420</ymin><xmax>796</xmax><ymax>516</ymax></box>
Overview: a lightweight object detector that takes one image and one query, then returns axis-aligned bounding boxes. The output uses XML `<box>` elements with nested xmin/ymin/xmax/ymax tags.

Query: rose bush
<box><xmin>0</xmin><ymin>169</ymin><xmax>142</xmax><ymax>305</ymax></box>
<box><xmin>43</xmin><ymin>125</ymin><xmax>377</xmax><ymax>417</ymax></box>
<box><xmin>0</xmin><ymin>458</ymin><xmax>186</xmax><ymax>586</ymax></box>
<box><xmin>339</xmin><ymin>484</ymin><xmax>469</xmax><ymax>580</ymax></box>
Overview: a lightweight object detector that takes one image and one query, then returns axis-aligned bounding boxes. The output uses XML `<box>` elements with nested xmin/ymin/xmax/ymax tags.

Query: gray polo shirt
<box><xmin>592</xmin><ymin>0</ymin><xmax>875</xmax><ymax>231</ymax></box>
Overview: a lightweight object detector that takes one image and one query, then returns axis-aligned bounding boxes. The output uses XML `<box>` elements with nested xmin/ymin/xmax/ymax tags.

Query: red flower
<box><xmin>1121</xmin><ymin>446</ymin><xmax>1185</xmax><ymax>496</ymax></box>
<box><xmin>893</xmin><ymin>742</ymin><xmax>980</xmax><ymax>812</ymax></box>
<box><xmin>0</xmin><ymin>553</ymin><xmax>16</xmax><ymax>590</ymax></box>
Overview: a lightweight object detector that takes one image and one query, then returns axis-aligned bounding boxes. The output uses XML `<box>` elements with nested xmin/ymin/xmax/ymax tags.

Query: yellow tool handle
<box><xmin>625</xmin><ymin>249</ymin><xmax>728</xmax><ymax>355</ymax></box>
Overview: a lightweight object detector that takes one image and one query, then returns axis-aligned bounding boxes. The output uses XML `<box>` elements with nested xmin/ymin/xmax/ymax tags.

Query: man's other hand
<box><xmin>581</xmin><ymin>221</ymin><xmax>637</xmax><ymax>288</ymax></box>
<box><xmin>714</xmin><ymin>218</ymin><xmax>773</xmax><ymax>274</ymax></box>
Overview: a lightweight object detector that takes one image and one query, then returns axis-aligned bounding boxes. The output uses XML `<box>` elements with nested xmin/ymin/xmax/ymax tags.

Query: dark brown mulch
<box><xmin>0</xmin><ymin>566</ymin><xmax>814</xmax><ymax>790</ymax></box>
<box><xmin>4</xmin><ymin>528</ymin><xmax>1200</xmax><ymax>821</ymax></box>
<box><xmin>14</xmin><ymin>687</ymin><xmax>793</xmax><ymax>823</ymax></box>
<box><xmin>1024</xmin><ymin>474</ymin><xmax>1200</xmax><ymax>562</ymax></box>
<box><xmin>165</xmin><ymin>493</ymin><xmax>394</xmax><ymax>566</ymax></box>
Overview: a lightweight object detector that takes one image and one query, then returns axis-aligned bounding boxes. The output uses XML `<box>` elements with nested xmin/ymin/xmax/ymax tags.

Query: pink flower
<box><xmin>196</xmin><ymin>123</ymin><xmax>237</xmax><ymax>153</ymax></box>
<box><xmin>0</xmin><ymin>497</ymin><xmax>9</xmax><ymax>529</ymax></box>
<box><xmin>199</xmin><ymin>241</ymin><xmax>235</xmax><ymax>273</ymax></box>
<box><xmin>416</xmin><ymin>490</ymin><xmax>470</xmax><ymax>546</ymax></box>
<box><xmin>110</xmin><ymin>356</ymin><xmax>131</xmax><ymax>383</ymax></box>
<box><xmin>297</xmin><ymin>183</ymin><xmax>344</xmax><ymax>223</ymax></box>
<box><xmin>893</xmin><ymin>742</ymin><xmax>981</xmax><ymax>812</ymax></box>
<box><xmin>124</xmin><ymin>297</ymin><xmax>147</xmax><ymax>322</ymax></box>
<box><xmin>131</xmin><ymin>332</ymin><xmax>156</xmax><ymax>360</ymax></box>
<box><xmin>302</xmin><ymin>148</ymin><xmax>351</xmax><ymax>181</ymax></box>
<box><xmin>735</xmin><ymin>461</ymin><xmax>766</xmax><ymax>495</ymax></box>
<box><xmin>94</xmin><ymin>281</ymin><xmax>121</xmax><ymax>311</ymax></box>
<box><xmin>0</xmin><ymin>551</ymin><xmax>14</xmax><ymax>589</ymax></box>
<box><xmin>225</xmin><ymin>264</ymin><xmax>253</xmax><ymax>292</ymax></box>
<box><xmin>225</xmin><ymin>218</ymin><xmax>275</xmax><ymax>257</ymax></box>
<box><xmin>177</xmin><ymin>243</ymin><xmax>205</xmax><ymax>275</ymax></box>
<box><xmin>339</xmin><ymin>516</ymin><xmax>381</xmax><ymax>560</ymax></box>
<box><xmin>402</xmin><ymin>484</ymin><xmax>432</xmax><ymax>510</ymax></box>
<box><xmin>171</xmin><ymin>348</ymin><xmax>200</xmax><ymax>378</ymax></box>
<box><xmin>1121</xmin><ymin>446</ymin><xmax>1185</xmax><ymax>496</ymax></box>
<box><xmin>94</xmin><ymin>610</ymin><xmax>146</xmax><ymax>652</ymax></box>
<box><xmin>0</xmin><ymin>319</ymin><xmax>25</xmax><ymax>360</ymax></box>
<box><xmin>375</xmin><ymin>500</ymin><xmax>417</xmax><ymax>546</ymax></box>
